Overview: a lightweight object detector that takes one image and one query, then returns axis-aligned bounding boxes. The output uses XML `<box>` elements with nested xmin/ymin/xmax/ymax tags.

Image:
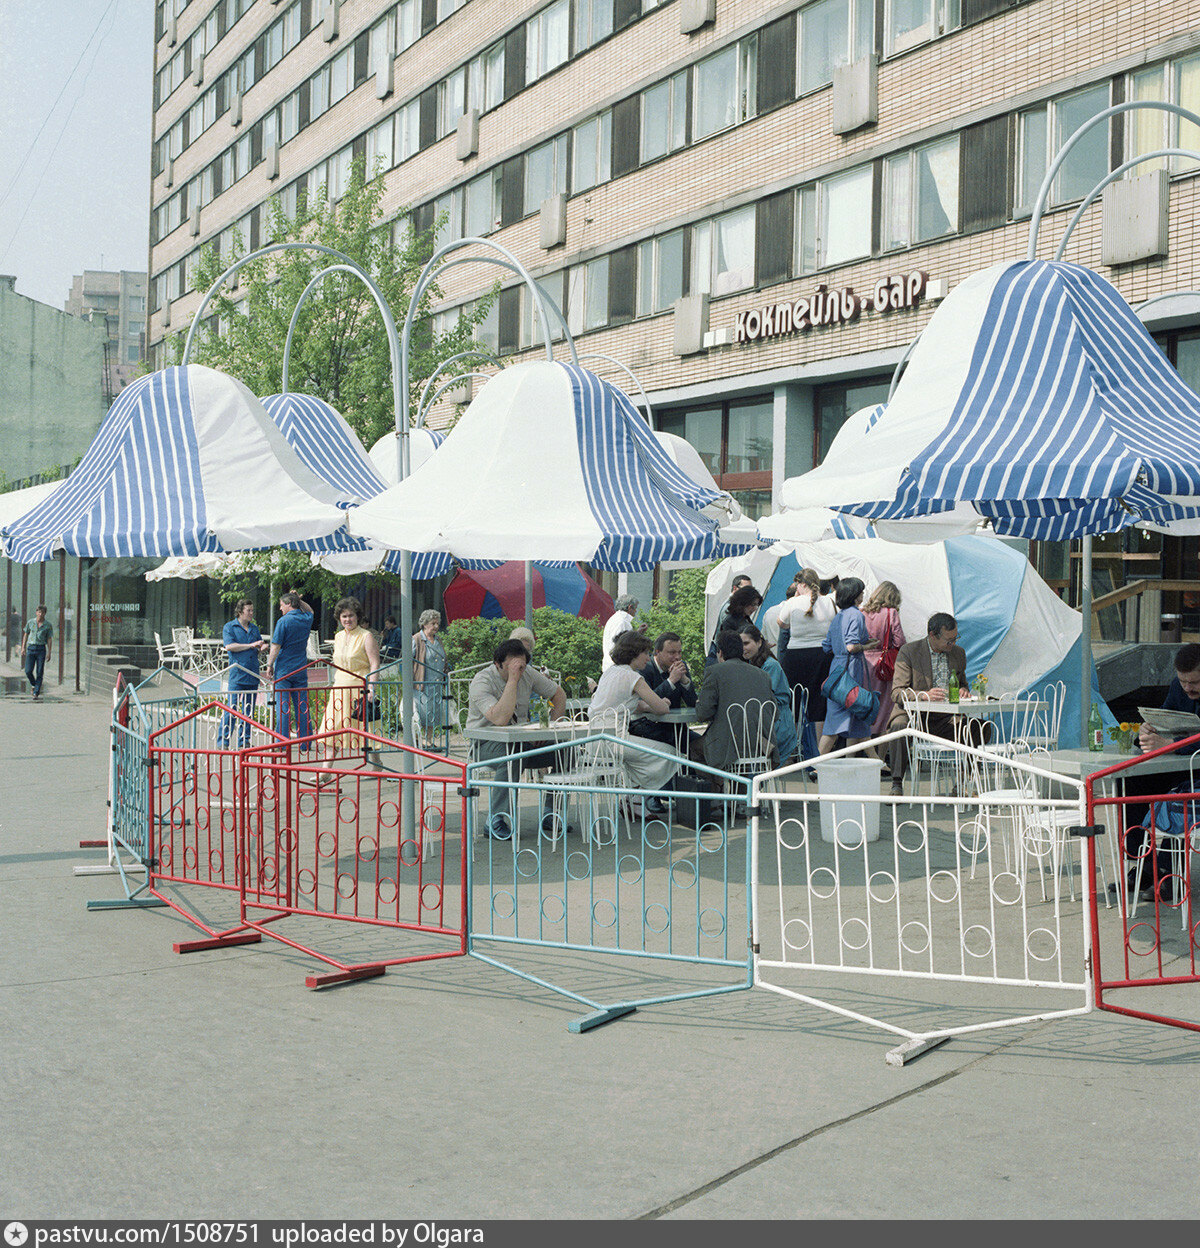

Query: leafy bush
<box><xmin>441</xmin><ymin>607</ymin><xmax>602</xmax><ymax>693</ymax></box>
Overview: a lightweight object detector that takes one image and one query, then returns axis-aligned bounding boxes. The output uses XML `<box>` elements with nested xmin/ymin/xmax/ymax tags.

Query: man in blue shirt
<box><xmin>218</xmin><ymin>598</ymin><xmax>267</xmax><ymax>748</ymax></box>
<box><xmin>267</xmin><ymin>591</ymin><xmax>315</xmax><ymax>744</ymax></box>
<box><xmin>21</xmin><ymin>604</ymin><xmax>53</xmax><ymax>700</ymax></box>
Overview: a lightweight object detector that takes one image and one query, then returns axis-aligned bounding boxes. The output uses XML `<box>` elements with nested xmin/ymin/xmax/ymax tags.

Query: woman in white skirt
<box><xmin>588</xmin><ymin>630</ymin><xmax>682</xmax><ymax>793</ymax></box>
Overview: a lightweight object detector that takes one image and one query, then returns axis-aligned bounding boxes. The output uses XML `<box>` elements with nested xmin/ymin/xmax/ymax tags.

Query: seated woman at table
<box><xmin>589</xmin><ymin>631</ymin><xmax>683</xmax><ymax>799</ymax></box>
<box><xmin>739</xmin><ymin>624</ymin><xmax>799</xmax><ymax>765</ymax></box>
<box><xmin>319</xmin><ymin>596</ymin><xmax>380</xmax><ymax>761</ymax></box>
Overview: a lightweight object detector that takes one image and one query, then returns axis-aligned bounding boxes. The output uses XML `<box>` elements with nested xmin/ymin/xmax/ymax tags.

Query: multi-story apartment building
<box><xmin>64</xmin><ymin>269</ymin><xmax>148</xmax><ymax>401</ymax></box>
<box><xmin>145</xmin><ymin>0</ymin><xmax>1200</xmax><ymax>619</ymax></box>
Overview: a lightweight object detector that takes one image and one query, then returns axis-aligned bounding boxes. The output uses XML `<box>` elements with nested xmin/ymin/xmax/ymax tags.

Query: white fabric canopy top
<box><xmin>348</xmin><ymin>361</ymin><xmax>743</xmax><ymax>571</ymax></box>
<box><xmin>2</xmin><ymin>366</ymin><xmax>352</xmax><ymax>564</ymax></box>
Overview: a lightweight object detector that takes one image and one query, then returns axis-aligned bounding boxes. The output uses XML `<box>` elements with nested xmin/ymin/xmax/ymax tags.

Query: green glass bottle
<box><xmin>1088</xmin><ymin>702</ymin><xmax>1103</xmax><ymax>752</ymax></box>
<box><xmin>948</xmin><ymin>670</ymin><xmax>959</xmax><ymax>704</ymax></box>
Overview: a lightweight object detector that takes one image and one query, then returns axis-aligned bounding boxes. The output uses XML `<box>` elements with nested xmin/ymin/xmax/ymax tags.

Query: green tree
<box><xmin>174</xmin><ymin>156</ymin><xmax>497</xmax><ymax>602</ymax></box>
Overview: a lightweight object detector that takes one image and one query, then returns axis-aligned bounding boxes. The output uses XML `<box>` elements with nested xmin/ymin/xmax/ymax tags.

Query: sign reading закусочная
<box><xmin>732</xmin><ymin>270</ymin><xmax>928</xmax><ymax>344</ymax></box>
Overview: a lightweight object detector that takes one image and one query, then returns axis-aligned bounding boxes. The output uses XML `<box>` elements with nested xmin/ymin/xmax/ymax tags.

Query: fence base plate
<box><xmin>86</xmin><ymin>897</ymin><xmax>167</xmax><ymax>910</ymax></box>
<box><xmin>885</xmin><ymin>1034</ymin><xmax>951</xmax><ymax>1066</ymax></box>
<box><xmin>174</xmin><ymin>932</ymin><xmax>263</xmax><ymax>953</ymax></box>
<box><xmin>306</xmin><ymin>964</ymin><xmax>387</xmax><ymax>989</ymax></box>
<box><xmin>78</xmin><ymin>839</ymin><xmax>107</xmax><ymax>848</ymax></box>
<box><xmin>568</xmin><ymin>1004</ymin><xmax>638</xmax><ymax>1033</ymax></box>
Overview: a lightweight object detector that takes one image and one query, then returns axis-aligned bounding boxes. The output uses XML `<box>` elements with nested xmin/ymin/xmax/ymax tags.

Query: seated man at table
<box><xmin>630</xmin><ymin>632</ymin><xmax>698</xmax><ymax>753</ymax></box>
<box><xmin>467</xmin><ymin>639</ymin><xmax>567</xmax><ymax>840</ymax></box>
<box><xmin>1115</xmin><ymin>643</ymin><xmax>1200</xmax><ymax>898</ymax></box>
<box><xmin>886</xmin><ymin>612</ymin><xmax>985</xmax><ymax>797</ymax></box>
<box><xmin>695</xmin><ymin>630</ymin><xmax>776</xmax><ymax>774</ymax></box>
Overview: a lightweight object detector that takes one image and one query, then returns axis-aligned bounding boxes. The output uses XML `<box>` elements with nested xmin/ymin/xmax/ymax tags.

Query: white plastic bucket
<box><xmin>812</xmin><ymin>757</ymin><xmax>883</xmax><ymax>847</ymax></box>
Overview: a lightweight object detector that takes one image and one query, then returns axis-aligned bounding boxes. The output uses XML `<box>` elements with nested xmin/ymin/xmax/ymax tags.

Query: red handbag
<box><xmin>876</xmin><ymin>610</ymin><xmax>898</xmax><ymax>683</ymax></box>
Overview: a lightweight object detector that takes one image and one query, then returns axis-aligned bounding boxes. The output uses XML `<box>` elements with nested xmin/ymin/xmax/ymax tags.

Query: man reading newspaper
<box><xmin>1114</xmin><ymin>644</ymin><xmax>1200</xmax><ymax>900</ymax></box>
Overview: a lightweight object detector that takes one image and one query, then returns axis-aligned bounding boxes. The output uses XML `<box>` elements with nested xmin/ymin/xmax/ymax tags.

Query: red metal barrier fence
<box><xmin>1085</xmin><ymin>737</ymin><xmax>1200</xmax><ymax>1033</ymax></box>
<box><xmin>145</xmin><ymin>702</ymin><xmax>467</xmax><ymax>987</ymax></box>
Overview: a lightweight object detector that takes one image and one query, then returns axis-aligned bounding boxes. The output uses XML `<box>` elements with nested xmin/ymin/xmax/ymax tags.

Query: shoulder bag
<box><xmin>876</xmin><ymin>610</ymin><xmax>899</xmax><ymax>684</ymax></box>
<box><xmin>821</xmin><ymin>656</ymin><xmax>879</xmax><ymax>722</ymax></box>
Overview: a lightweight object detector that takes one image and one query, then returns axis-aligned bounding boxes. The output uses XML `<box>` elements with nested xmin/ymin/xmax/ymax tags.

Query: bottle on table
<box><xmin>1088</xmin><ymin>702</ymin><xmax>1103</xmax><ymax>752</ymax></box>
<box><xmin>948</xmin><ymin>671</ymin><xmax>959</xmax><ymax>704</ymax></box>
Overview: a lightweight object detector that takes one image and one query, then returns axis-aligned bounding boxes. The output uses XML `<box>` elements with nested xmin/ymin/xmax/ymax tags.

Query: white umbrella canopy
<box><xmin>0</xmin><ymin>482</ymin><xmax>62</xmax><ymax>555</ymax></box>
<box><xmin>348</xmin><ymin>361</ymin><xmax>749</xmax><ymax>570</ymax></box>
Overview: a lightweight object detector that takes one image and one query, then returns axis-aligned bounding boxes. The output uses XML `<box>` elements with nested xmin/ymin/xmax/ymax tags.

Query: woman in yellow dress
<box><xmin>320</xmin><ymin>596</ymin><xmax>380</xmax><ymax>757</ymax></box>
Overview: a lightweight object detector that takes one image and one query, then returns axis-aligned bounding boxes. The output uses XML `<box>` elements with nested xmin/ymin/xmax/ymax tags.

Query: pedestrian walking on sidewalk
<box><xmin>21</xmin><ymin>604</ymin><xmax>53</xmax><ymax>699</ymax></box>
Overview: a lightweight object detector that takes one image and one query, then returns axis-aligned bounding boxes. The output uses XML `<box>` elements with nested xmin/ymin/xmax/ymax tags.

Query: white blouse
<box><xmin>777</xmin><ymin>593</ymin><xmax>836</xmax><ymax>647</ymax></box>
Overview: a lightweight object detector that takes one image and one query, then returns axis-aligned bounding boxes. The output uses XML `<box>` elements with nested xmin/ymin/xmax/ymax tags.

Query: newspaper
<box><xmin>1137</xmin><ymin>706</ymin><xmax>1200</xmax><ymax>737</ymax></box>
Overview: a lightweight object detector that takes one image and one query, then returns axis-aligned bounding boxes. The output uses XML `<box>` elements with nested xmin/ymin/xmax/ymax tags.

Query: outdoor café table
<box><xmin>185</xmin><ymin>637</ymin><xmax>225</xmax><ymax>676</ymax></box>
<box><xmin>1043</xmin><ymin>745</ymin><xmax>1199</xmax><ymax>895</ymax></box>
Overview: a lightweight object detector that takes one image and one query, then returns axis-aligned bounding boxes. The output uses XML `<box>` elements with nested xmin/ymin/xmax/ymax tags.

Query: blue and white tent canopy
<box><xmin>347</xmin><ymin>361</ymin><xmax>756</xmax><ymax>571</ymax></box>
<box><xmin>260</xmin><ymin>394</ymin><xmax>454</xmax><ymax>579</ymax></box>
<box><xmin>2</xmin><ymin>367</ymin><xmax>353</xmax><ymax>564</ymax></box>
<box><xmin>785</xmin><ymin>260</ymin><xmax>1200</xmax><ymax>540</ymax></box>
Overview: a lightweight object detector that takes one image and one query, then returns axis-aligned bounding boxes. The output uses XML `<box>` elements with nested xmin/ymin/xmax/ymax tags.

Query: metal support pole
<box><xmin>525</xmin><ymin>561</ymin><xmax>533</xmax><ymax>630</ymax></box>
<box><xmin>1081</xmin><ymin>534</ymin><xmax>1092</xmax><ymax>748</ymax></box>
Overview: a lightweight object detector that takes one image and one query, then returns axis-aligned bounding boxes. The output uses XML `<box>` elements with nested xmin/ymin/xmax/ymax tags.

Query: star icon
<box><xmin>4</xmin><ymin>1225</ymin><xmax>28</xmax><ymax>1247</ymax></box>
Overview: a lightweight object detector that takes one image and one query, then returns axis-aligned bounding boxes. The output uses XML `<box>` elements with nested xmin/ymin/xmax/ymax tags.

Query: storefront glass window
<box><xmin>814</xmin><ymin>377</ymin><xmax>890</xmax><ymax>464</ymax></box>
<box><xmin>726</xmin><ymin>399</ymin><xmax>773</xmax><ymax>474</ymax></box>
<box><xmin>658</xmin><ymin>406</ymin><xmax>722</xmax><ymax>474</ymax></box>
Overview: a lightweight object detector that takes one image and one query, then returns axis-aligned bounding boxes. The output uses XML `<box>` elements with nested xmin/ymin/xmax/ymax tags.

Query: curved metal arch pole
<box><xmin>415</xmin><ymin>348</ymin><xmax>501</xmax><ymax>424</ymax></box>
<box><xmin>887</xmin><ymin>333</ymin><xmax>922</xmax><ymax>402</ymax></box>
<box><xmin>281</xmin><ymin>263</ymin><xmax>372</xmax><ymax>393</ymax></box>
<box><xmin>417</xmin><ymin>372</ymin><xmax>496</xmax><ymax>424</ymax></box>
<box><xmin>181</xmin><ymin>240</ymin><xmax>417</xmax><ymax>778</ymax></box>
<box><xmin>1023</xmin><ymin>100</ymin><xmax>1200</xmax><ymax>744</ymax></box>
<box><xmin>1134</xmin><ymin>290</ymin><xmax>1200</xmax><ymax>319</ymax></box>
<box><xmin>1055</xmin><ymin>147</ymin><xmax>1200</xmax><ymax>261</ymax></box>
<box><xmin>577</xmin><ymin>352</ymin><xmax>656</xmax><ymax>430</ymax></box>
<box><xmin>1026</xmin><ymin>100</ymin><xmax>1200</xmax><ymax>260</ymax></box>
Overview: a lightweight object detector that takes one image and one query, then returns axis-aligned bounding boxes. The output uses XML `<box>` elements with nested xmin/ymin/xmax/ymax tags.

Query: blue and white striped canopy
<box><xmin>261</xmin><ymin>393</ymin><xmax>453</xmax><ymax>579</ymax></box>
<box><xmin>2</xmin><ymin>366</ymin><xmax>353</xmax><ymax>564</ymax></box>
<box><xmin>348</xmin><ymin>362</ymin><xmax>755</xmax><ymax>571</ymax></box>
<box><xmin>785</xmin><ymin>260</ymin><xmax>1200</xmax><ymax>541</ymax></box>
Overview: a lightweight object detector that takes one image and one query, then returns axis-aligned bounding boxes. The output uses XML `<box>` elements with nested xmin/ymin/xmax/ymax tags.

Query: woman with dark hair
<box><xmin>705</xmin><ymin>583</ymin><xmax>765</xmax><ymax>670</ymax></box>
<box><xmin>589</xmin><ymin>631</ymin><xmax>682</xmax><ymax>794</ymax></box>
<box><xmin>862</xmin><ymin>580</ymin><xmax>905</xmax><ymax>744</ymax></box>
<box><xmin>740</xmin><ymin>623</ymin><xmax>799</xmax><ymax>764</ymax></box>
<box><xmin>819</xmin><ymin>577</ymin><xmax>876</xmax><ymax>755</ymax></box>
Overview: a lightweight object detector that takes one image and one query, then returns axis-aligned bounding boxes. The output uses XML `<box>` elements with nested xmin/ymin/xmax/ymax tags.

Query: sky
<box><xmin>0</xmin><ymin>0</ymin><xmax>153</xmax><ymax>309</ymax></box>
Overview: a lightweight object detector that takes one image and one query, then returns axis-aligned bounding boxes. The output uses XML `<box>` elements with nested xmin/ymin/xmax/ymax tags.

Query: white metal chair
<box><xmin>541</xmin><ymin>707</ymin><xmax>630</xmax><ymax>848</ymax></box>
<box><xmin>1021</xmin><ymin>681</ymin><xmax>1065</xmax><ymax>751</ymax></box>
<box><xmin>171</xmin><ymin>627</ymin><xmax>195</xmax><ymax>670</ymax></box>
<box><xmin>154</xmin><ymin>631</ymin><xmax>183</xmax><ymax>670</ymax></box>
<box><xmin>726</xmin><ymin>697</ymin><xmax>777</xmax><ymax>781</ymax></box>
<box><xmin>903</xmin><ymin>691</ymin><xmax>960</xmax><ymax>796</ymax></box>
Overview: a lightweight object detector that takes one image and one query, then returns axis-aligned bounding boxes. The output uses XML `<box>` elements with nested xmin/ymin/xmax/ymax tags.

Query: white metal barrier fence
<box><xmin>751</xmin><ymin>732</ymin><xmax>1095</xmax><ymax>1063</ymax></box>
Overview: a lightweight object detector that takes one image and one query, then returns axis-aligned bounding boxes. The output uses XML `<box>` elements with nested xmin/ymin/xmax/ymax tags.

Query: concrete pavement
<box><xmin>2</xmin><ymin>674</ymin><xmax>1198</xmax><ymax>1220</ymax></box>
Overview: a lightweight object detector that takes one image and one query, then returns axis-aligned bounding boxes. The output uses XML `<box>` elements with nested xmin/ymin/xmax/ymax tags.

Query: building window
<box><xmin>465</xmin><ymin>169</ymin><xmax>501</xmax><ymax>236</ymax></box>
<box><xmin>438</xmin><ymin>67</ymin><xmax>468</xmax><ymax>137</ymax></box>
<box><xmin>567</xmin><ymin>256</ymin><xmax>610</xmax><ymax>333</ymax></box>
<box><xmin>433</xmin><ymin>188</ymin><xmax>463</xmax><ymax>244</ymax></box>
<box><xmin>658</xmin><ymin>396</ymin><xmax>773</xmax><ymax>515</ymax></box>
<box><xmin>636</xmin><ymin>229</ymin><xmax>686</xmax><ymax>316</ymax></box>
<box><xmin>526</xmin><ymin>0</ymin><xmax>570</xmax><ymax>84</ymax></box>
<box><xmin>1128</xmin><ymin>55</ymin><xmax>1200</xmax><ymax>174</ymax></box>
<box><xmin>642</xmin><ymin>70</ymin><xmax>688</xmax><ymax>162</ymax></box>
<box><xmin>882</xmin><ymin>136</ymin><xmax>959</xmax><ymax>249</ymax></box>
<box><xmin>803</xmin><ymin>379</ymin><xmax>888</xmax><ymax>469</ymax></box>
<box><xmin>398</xmin><ymin>0</ymin><xmax>419</xmax><ymax>50</ymax></box>
<box><xmin>525</xmin><ymin>135</ymin><xmax>568</xmax><ymax>215</ymax></box>
<box><xmin>575</xmin><ymin>0</ymin><xmax>613</xmax><ymax>50</ymax></box>
<box><xmin>694</xmin><ymin>36</ymin><xmax>757</xmax><ymax>141</ymax></box>
<box><xmin>798</xmin><ymin>0</ymin><xmax>872</xmax><ymax>95</ymax></box>
<box><xmin>692</xmin><ymin>205</ymin><xmax>756</xmax><ymax>296</ymax></box>
<box><xmin>367</xmin><ymin>117</ymin><xmax>394</xmax><ymax>174</ymax></box>
<box><xmin>395</xmin><ymin>99</ymin><xmax>420</xmax><ymax>162</ymax></box>
<box><xmin>1018</xmin><ymin>83</ymin><xmax>1111</xmax><ymax>211</ymax></box>
<box><xmin>572</xmin><ymin>112</ymin><xmax>611</xmax><ymax>192</ymax></box>
<box><xmin>438</xmin><ymin>0</ymin><xmax>466</xmax><ymax>20</ymax></box>
<box><xmin>796</xmin><ymin>164</ymin><xmax>873</xmax><ymax>272</ymax></box>
<box><xmin>884</xmin><ymin>0</ymin><xmax>961</xmax><ymax>58</ymax></box>
<box><xmin>521</xmin><ymin>269</ymin><xmax>567</xmax><ymax>345</ymax></box>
